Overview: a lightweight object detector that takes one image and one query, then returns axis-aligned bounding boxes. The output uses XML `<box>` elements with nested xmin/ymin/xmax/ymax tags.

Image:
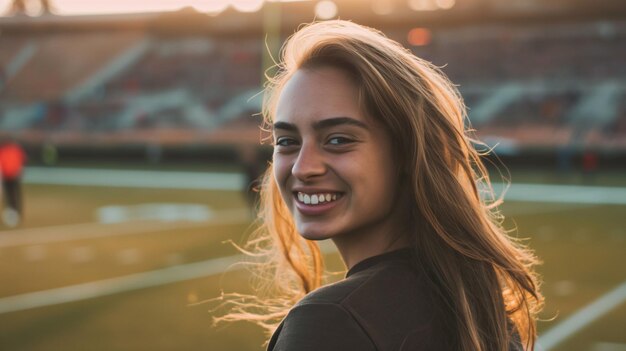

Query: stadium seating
<box><xmin>0</xmin><ymin>18</ymin><xmax>624</xmax><ymax>152</ymax></box>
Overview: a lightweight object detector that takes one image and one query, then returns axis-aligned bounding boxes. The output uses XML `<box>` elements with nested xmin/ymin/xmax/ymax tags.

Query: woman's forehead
<box><xmin>274</xmin><ymin>67</ymin><xmax>365</xmax><ymax>126</ymax></box>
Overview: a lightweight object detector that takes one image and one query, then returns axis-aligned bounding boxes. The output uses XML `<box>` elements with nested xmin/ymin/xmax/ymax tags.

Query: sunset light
<box><xmin>314</xmin><ymin>0</ymin><xmax>337</xmax><ymax>20</ymax></box>
<box><xmin>0</xmin><ymin>0</ymin><xmax>306</xmax><ymax>16</ymax></box>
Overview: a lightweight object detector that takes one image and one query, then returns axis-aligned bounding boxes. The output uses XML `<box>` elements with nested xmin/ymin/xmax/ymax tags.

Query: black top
<box><xmin>267</xmin><ymin>247</ymin><xmax>523</xmax><ymax>351</ymax></box>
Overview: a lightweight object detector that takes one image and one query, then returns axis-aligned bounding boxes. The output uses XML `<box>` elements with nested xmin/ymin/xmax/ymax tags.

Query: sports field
<box><xmin>0</xmin><ymin>166</ymin><xmax>624</xmax><ymax>351</ymax></box>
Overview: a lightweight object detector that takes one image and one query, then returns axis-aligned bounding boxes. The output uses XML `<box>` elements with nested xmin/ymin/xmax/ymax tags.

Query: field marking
<box><xmin>23</xmin><ymin>166</ymin><xmax>626</xmax><ymax>205</ymax></box>
<box><xmin>0</xmin><ymin>243</ymin><xmax>339</xmax><ymax>315</ymax></box>
<box><xmin>537</xmin><ymin>279</ymin><xmax>626</xmax><ymax>350</ymax></box>
<box><xmin>0</xmin><ymin>253</ymin><xmax>245</xmax><ymax>314</ymax></box>
<box><xmin>24</xmin><ymin>167</ymin><xmax>245</xmax><ymax>191</ymax></box>
<box><xmin>493</xmin><ymin>183</ymin><xmax>626</xmax><ymax>205</ymax></box>
<box><xmin>0</xmin><ymin>208</ymin><xmax>250</xmax><ymax>248</ymax></box>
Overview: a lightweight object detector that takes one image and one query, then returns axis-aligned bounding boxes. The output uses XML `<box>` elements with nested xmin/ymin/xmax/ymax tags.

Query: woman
<box><xmin>217</xmin><ymin>20</ymin><xmax>543</xmax><ymax>351</ymax></box>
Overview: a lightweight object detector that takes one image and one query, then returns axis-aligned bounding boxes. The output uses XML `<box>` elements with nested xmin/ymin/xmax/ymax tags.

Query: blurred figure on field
<box><xmin>581</xmin><ymin>149</ymin><xmax>598</xmax><ymax>183</ymax></box>
<box><xmin>0</xmin><ymin>139</ymin><xmax>27</xmax><ymax>227</ymax></box>
<box><xmin>556</xmin><ymin>143</ymin><xmax>575</xmax><ymax>174</ymax></box>
<box><xmin>240</xmin><ymin>145</ymin><xmax>265</xmax><ymax>210</ymax></box>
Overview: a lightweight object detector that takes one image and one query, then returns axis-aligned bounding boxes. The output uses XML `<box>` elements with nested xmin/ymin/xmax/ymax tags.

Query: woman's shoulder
<box><xmin>268</xmin><ymin>302</ymin><xmax>376</xmax><ymax>351</ymax></box>
<box><xmin>295</xmin><ymin>272</ymin><xmax>369</xmax><ymax>307</ymax></box>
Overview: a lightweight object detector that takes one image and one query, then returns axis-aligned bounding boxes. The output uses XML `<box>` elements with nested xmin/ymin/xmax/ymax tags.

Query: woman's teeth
<box><xmin>297</xmin><ymin>192</ymin><xmax>338</xmax><ymax>205</ymax></box>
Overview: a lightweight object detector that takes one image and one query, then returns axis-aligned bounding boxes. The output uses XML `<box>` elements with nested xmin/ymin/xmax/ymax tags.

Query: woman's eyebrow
<box><xmin>313</xmin><ymin>117</ymin><xmax>369</xmax><ymax>131</ymax></box>
<box><xmin>272</xmin><ymin>117</ymin><xmax>368</xmax><ymax>133</ymax></box>
<box><xmin>272</xmin><ymin>121</ymin><xmax>298</xmax><ymax>132</ymax></box>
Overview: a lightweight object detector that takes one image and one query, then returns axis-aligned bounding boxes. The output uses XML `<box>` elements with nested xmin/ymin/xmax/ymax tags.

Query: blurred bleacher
<box><xmin>0</xmin><ymin>1</ymin><xmax>625</xmax><ymax>164</ymax></box>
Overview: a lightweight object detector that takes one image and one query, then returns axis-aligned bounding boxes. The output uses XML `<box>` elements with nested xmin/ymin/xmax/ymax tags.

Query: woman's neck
<box><xmin>332</xmin><ymin>217</ymin><xmax>411</xmax><ymax>270</ymax></box>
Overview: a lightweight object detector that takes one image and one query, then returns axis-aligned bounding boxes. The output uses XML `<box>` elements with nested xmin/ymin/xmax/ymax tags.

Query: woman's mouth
<box><xmin>296</xmin><ymin>192</ymin><xmax>342</xmax><ymax>205</ymax></box>
<box><xmin>293</xmin><ymin>191</ymin><xmax>344</xmax><ymax>215</ymax></box>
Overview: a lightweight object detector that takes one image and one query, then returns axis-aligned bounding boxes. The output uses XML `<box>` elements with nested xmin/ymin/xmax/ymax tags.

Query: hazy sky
<box><xmin>0</xmin><ymin>0</ymin><xmax>305</xmax><ymax>16</ymax></box>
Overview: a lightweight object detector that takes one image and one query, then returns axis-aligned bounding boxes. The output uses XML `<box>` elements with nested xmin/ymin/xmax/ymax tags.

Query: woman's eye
<box><xmin>275</xmin><ymin>137</ymin><xmax>297</xmax><ymax>147</ymax></box>
<box><xmin>328</xmin><ymin>136</ymin><xmax>353</xmax><ymax>145</ymax></box>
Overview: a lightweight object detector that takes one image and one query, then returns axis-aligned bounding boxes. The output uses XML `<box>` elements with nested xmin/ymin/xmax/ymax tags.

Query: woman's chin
<box><xmin>296</xmin><ymin>224</ymin><xmax>336</xmax><ymax>241</ymax></box>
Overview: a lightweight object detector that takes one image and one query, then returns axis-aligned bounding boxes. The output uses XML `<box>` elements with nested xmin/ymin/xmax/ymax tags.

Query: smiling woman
<box><xmin>215</xmin><ymin>20</ymin><xmax>543</xmax><ymax>351</ymax></box>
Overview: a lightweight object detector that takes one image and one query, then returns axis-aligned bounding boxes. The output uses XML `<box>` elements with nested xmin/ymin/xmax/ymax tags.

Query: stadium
<box><xmin>0</xmin><ymin>0</ymin><xmax>625</xmax><ymax>350</ymax></box>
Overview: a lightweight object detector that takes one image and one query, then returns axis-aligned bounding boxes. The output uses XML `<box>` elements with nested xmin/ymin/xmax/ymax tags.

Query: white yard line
<box><xmin>24</xmin><ymin>167</ymin><xmax>245</xmax><ymax>191</ymax></box>
<box><xmin>0</xmin><ymin>241</ymin><xmax>339</xmax><ymax>315</ymax></box>
<box><xmin>537</xmin><ymin>280</ymin><xmax>626</xmax><ymax>350</ymax></box>
<box><xmin>0</xmin><ymin>208</ymin><xmax>250</xmax><ymax>248</ymax></box>
<box><xmin>23</xmin><ymin>167</ymin><xmax>626</xmax><ymax>204</ymax></box>
<box><xmin>494</xmin><ymin>183</ymin><xmax>626</xmax><ymax>205</ymax></box>
<box><xmin>0</xmin><ymin>253</ymin><xmax>245</xmax><ymax>314</ymax></box>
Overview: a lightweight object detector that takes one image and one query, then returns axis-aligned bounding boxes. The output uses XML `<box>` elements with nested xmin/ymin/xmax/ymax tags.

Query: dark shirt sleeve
<box><xmin>271</xmin><ymin>303</ymin><xmax>376</xmax><ymax>351</ymax></box>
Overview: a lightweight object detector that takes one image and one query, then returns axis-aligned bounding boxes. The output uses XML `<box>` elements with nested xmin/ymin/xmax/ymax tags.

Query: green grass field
<box><xmin>0</xmin><ymin>167</ymin><xmax>624</xmax><ymax>351</ymax></box>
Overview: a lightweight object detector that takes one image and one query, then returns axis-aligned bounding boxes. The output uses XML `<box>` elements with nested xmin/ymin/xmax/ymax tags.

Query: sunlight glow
<box><xmin>435</xmin><ymin>0</ymin><xmax>455</xmax><ymax>10</ymax></box>
<box><xmin>0</xmin><ymin>0</ymin><xmax>307</xmax><ymax>16</ymax></box>
<box><xmin>231</xmin><ymin>0</ymin><xmax>264</xmax><ymax>12</ymax></box>
<box><xmin>314</xmin><ymin>1</ymin><xmax>337</xmax><ymax>20</ymax></box>
<box><xmin>407</xmin><ymin>0</ymin><xmax>437</xmax><ymax>11</ymax></box>
<box><xmin>52</xmin><ymin>0</ymin><xmax>184</xmax><ymax>15</ymax></box>
<box><xmin>188</xmin><ymin>1</ymin><xmax>230</xmax><ymax>14</ymax></box>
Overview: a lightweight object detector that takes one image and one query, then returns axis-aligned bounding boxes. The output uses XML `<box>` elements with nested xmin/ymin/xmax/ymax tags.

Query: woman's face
<box><xmin>272</xmin><ymin>66</ymin><xmax>401</xmax><ymax>241</ymax></box>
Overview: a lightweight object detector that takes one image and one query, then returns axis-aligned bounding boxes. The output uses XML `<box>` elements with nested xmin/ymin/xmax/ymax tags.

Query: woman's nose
<box><xmin>292</xmin><ymin>142</ymin><xmax>326</xmax><ymax>181</ymax></box>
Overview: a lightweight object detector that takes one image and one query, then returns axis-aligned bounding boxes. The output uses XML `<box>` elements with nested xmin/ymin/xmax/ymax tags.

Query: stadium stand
<box><xmin>409</xmin><ymin>21</ymin><xmax>626</xmax><ymax>83</ymax></box>
<box><xmin>408</xmin><ymin>21</ymin><xmax>626</xmax><ymax>152</ymax></box>
<box><xmin>1</xmin><ymin>31</ymin><xmax>145</xmax><ymax>103</ymax></box>
<box><xmin>0</xmin><ymin>11</ymin><xmax>624</xmax><ymax>156</ymax></box>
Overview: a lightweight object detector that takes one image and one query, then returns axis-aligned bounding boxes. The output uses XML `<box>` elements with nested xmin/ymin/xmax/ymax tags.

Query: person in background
<box><xmin>240</xmin><ymin>145</ymin><xmax>272</xmax><ymax>211</ymax></box>
<box><xmin>581</xmin><ymin>149</ymin><xmax>599</xmax><ymax>184</ymax></box>
<box><xmin>0</xmin><ymin>139</ymin><xmax>27</xmax><ymax>227</ymax></box>
<box><xmin>239</xmin><ymin>145</ymin><xmax>263</xmax><ymax>209</ymax></box>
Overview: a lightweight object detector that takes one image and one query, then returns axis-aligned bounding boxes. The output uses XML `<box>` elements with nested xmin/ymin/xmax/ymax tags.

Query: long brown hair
<box><xmin>216</xmin><ymin>20</ymin><xmax>543</xmax><ymax>351</ymax></box>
